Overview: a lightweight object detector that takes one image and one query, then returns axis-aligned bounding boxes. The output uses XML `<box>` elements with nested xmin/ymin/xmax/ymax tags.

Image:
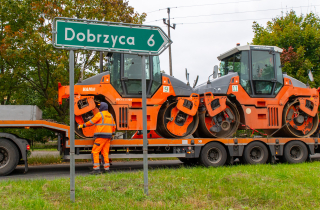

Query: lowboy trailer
<box><xmin>0</xmin><ymin>105</ymin><xmax>319</xmax><ymax>176</ymax></box>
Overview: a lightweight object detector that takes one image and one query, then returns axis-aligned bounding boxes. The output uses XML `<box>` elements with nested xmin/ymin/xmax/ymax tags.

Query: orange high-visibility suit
<box><xmin>83</xmin><ymin>102</ymin><xmax>116</xmax><ymax>172</ymax></box>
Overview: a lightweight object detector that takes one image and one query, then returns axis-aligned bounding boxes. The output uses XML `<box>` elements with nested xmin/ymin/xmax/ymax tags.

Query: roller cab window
<box><xmin>109</xmin><ymin>53</ymin><xmax>162</xmax><ymax>97</ymax></box>
<box><xmin>251</xmin><ymin>50</ymin><xmax>282</xmax><ymax>96</ymax></box>
<box><xmin>123</xmin><ymin>54</ymin><xmax>150</xmax><ymax>96</ymax></box>
<box><xmin>220</xmin><ymin>51</ymin><xmax>252</xmax><ymax>94</ymax></box>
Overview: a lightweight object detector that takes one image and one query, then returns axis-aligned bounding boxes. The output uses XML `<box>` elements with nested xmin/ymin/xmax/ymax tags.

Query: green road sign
<box><xmin>53</xmin><ymin>18</ymin><xmax>172</xmax><ymax>55</ymax></box>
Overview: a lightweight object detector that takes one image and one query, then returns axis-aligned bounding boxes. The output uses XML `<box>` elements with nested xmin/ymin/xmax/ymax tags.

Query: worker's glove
<box><xmin>78</xmin><ymin>124</ymin><xmax>84</xmax><ymax>129</ymax></box>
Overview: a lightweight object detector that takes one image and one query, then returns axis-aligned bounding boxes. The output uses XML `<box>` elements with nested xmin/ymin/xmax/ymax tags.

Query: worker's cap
<box><xmin>99</xmin><ymin>102</ymin><xmax>108</xmax><ymax>111</ymax></box>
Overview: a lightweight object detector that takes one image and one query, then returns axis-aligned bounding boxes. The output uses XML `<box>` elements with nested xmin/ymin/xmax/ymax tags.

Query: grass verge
<box><xmin>31</xmin><ymin>148</ymin><xmax>57</xmax><ymax>151</ymax></box>
<box><xmin>2</xmin><ymin>162</ymin><xmax>320</xmax><ymax>209</ymax></box>
<box><xmin>31</xmin><ymin>142</ymin><xmax>57</xmax><ymax>150</ymax></box>
<box><xmin>27</xmin><ymin>155</ymin><xmax>64</xmax><ymax>165</ymax></box>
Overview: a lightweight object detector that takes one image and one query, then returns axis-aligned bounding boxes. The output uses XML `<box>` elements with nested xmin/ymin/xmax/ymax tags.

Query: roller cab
<box><xmin>195</xmin><ymin>45</ymin><xmax>319</xmax><ymax>138</ymax></box>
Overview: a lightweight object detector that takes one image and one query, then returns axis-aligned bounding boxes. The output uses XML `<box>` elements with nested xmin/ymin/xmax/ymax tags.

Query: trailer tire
<box><xmin>200</xmin><ymin>142</ymin><xmax>227</xmax><ymax>167</ymax></box>
<box><xmin>242</xmin><ymin>141</ymin><xmax>269</xmax><ymax>164</ymax></box>
<box><xmin>0</xmin><ymin>139</ymin><xmax>19</xmax><ymax>176</ymax></box>
<box><xmin>282</xmin><ymin>141</ymin><xmax>308</xmax><ymax>164</ymax></box>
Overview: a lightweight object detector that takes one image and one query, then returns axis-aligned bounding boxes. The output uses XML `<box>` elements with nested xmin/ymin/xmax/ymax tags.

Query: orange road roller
<box><xmin>58</xmin><ymin>53</ymin><xmax>199</xmax><ymax>138</ymax></box>
<box><xmin>195</xmin><ymin>45</ymin><xmax>319</xmax><ymax>138</ymax></box>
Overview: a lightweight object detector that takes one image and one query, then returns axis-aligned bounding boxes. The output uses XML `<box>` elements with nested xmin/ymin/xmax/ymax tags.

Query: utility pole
<box><xmin>163</xmin><ymin>8</ymin><xmax>176</xmax><ymax>76</ymax></box>
<box><xmin>100</xmin><ymin>52</ymin><xmax>103</xmax><ymax>73</ymax></box>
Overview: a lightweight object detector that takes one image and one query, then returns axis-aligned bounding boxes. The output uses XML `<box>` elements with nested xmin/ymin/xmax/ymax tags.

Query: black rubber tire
<box><xmin>0</xmin><ymin>139</ymin><xmax>20</xmax><ymax>176</ymax></box>
<box><xmin>178</xmin><ymin>158</ymin><xmax>199</xmax><ymax>166</ymax></box>
<box><xmin>242</xmin><ymin>141</ymin><xmax>269</xmax><ymax>164</ymax></box>
<box><xmin>282</xmin><ymin>141</ymin><xmax>308</xmax><ymax>164</ymax></box>
<box><xmin>199</xmin><ymin>142</ymin><xmax>227</xmax><ymax>167</ymax></box>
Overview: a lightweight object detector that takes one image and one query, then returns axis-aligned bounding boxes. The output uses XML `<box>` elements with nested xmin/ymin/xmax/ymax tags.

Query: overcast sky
<box><xmin>128</xmin><ymin>0</ymin><xmax>319</xmax><ymax>86</ymax></box>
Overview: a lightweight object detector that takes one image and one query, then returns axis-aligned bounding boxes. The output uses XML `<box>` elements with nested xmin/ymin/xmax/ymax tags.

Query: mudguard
<box><xmin>298</xmin><ymin>97</ymin><xmax>319</xmax><ymax>117</ymax></box>
<box><xmin>176</xmin><ymin>94</ymin><xmax>199</xmax><ymax>116</ymax></box>
<box><xmin>74</xmin><ymin>96</ymin><xmax>96</xmax><ymax>116</ymax></box>
<box><xmin>166</xmin><ymin>107</ymin><xmax>194</xmax><ymax>136</ymax></box>
<box><xmin>203</xmin><ymin>92</ymin><xmax>227</xmax><ymax>117</ymax></box>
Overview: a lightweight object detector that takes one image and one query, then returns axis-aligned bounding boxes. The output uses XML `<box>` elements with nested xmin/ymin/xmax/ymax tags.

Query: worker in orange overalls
<box><xmin>78</xmin><ymin>102</ymin><xmax>116</xmax><ymax>174</ymax></box>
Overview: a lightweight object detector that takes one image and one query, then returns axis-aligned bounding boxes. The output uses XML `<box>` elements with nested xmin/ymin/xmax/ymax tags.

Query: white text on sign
<box><xmin>65</xmin><ymin>28</ymin><xmax>135</xmax><ymax>47</ymax></box>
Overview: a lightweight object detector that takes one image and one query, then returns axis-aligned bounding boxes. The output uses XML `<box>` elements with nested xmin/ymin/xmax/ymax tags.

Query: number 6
<box><xmin>148</xmin><ymin>34</ymin><xmax>155</xmax><ymax>47</ymax></box>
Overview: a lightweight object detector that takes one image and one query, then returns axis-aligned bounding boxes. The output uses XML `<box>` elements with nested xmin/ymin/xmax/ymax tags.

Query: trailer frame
<box><xmin>0</xmin><ymin>119</ymin><xmax>319</xmax><ymax>175</ymax></box>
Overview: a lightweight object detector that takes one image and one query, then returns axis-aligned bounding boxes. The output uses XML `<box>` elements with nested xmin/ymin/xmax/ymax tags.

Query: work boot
<box><xmin>103</xmin><ymin>169</ymin><xmax>110</xmax><ymax>174</ymax></box>
<box><xmin>89</xmin><ymin>170</ymin><xmax>102</xmax><ymax>175</ymax></box>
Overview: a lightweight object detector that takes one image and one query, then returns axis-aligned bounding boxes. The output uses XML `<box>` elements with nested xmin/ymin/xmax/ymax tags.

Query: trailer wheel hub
<box><xmin>0</xmin><ymin>147</ymin><xmax>9</xmax><ymax>168</ymax></box>
<box><xmin>249</xmin><ymin>146</ymin><xmax>264</xmax><ymax>162</ymax></box>
<box><xmin>290</xmin><ymin>145</ymin><xmax>303</xmax><ymax>160</ymax></box>
<box><xmin>207</xmin><ymin>147</ymin><xmax>222</xmax><ymax>163</ymax></box>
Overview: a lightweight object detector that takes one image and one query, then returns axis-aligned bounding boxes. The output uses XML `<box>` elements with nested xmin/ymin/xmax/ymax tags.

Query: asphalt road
<box><xmin>2</xmin><ymin>154</ymin><xmax>320</xmax><ymax>180</ymax></box>
<box><xmin>0</xmin><ymin>160</ymin><xmax>183</xmax><ymax>180</ymax></box>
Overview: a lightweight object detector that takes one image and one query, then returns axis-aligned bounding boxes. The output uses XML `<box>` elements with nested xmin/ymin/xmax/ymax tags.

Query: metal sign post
<box><xmin>141</xmin><ymin>55</ymin><xmax>148</xmax><ymax>195</ymax></box>
<box><xmin>52</xmin><ymin>17</ymin><xmax>172</xmax><ymax>200</ymax></box>
<box><xmin>69</xmin><ymin>50</ymin><xmax>75</xmax><ymax>202</ymax></box>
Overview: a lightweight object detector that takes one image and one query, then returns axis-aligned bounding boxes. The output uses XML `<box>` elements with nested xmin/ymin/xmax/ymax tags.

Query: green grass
<box><xmin>27</xmin><ymin>155</ymin><xmax>64</xmax><ymax>165</ymax></box>
<box><xmin>2</xmin><ymin>162</ymin><xmax>320</xmax><ymax>209</ymax></box>
<box><xmin>31</xmin><ymin>148</ymin><xmax>57</xmax><ymax>151</ymax></box>
<box><xmin>31</xmin><ymin>142</ymin><xmax>57</xmax><ymax>150</ymax></box>
<box><xmin>27</xmin><ymin>155</ymin><xmax>92</xmax><ymax>165</ymax></box>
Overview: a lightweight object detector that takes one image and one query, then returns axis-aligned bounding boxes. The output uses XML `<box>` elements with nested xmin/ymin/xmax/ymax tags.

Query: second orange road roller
<box><xmin>195</xmin><ymin>44</ymin><xmax>319</xmax><ymax>138</ymax></box>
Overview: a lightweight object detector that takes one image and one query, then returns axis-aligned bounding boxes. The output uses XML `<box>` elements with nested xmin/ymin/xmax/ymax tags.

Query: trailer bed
<box><xmin>0</xmin><ymin>118</ymin><xmax>319</xmax><ymax>175</ymax></box>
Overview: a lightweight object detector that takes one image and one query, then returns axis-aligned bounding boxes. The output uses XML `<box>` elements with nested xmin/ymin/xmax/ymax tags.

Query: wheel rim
<box><xmin>249</xmin><ymin>146</ymin><xmax>264</xmax><ymax>162</ymax></box>
<box><xmin>207</xmin><ymin>147</ymin><xmax>222</xmax><ymax>163</ymax></box>
<box><xmin>289</xmin><ymin>145</ymin><xmax>303</xmax><ymax>160</ymax></box>
<box><xmin>0</xmin><ymin>147</ymin><xmax>10</xmax><ymax>169</ymax></box>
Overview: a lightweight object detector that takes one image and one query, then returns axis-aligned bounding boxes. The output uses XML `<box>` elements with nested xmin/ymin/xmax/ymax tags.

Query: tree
<box><xmin>0</xmin><ymin>0</ymin><xmax>146</xmax><ymax>142</ymax></box>
<box><xmin>0</xmin><ymin>0</ymin><xmax>146</xmax><ymax>121</ymax></box>
<box><xmin>252</xmin><ymin>11</ymin><xmax>320</xmax><ymax>87</ymax></box>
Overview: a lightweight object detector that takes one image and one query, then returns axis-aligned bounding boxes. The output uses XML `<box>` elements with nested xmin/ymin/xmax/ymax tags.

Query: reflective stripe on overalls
<box><xmin>93</xmin><ymin>113</ymin><xmax>116</xmax><ymax>136</ymax></box>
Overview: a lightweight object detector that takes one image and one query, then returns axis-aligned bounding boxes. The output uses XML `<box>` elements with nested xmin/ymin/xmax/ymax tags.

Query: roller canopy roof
<box><xmin>217</xmin><ymin>45</ymin><xmax>283</xmax><ymax>61</ymax></box>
